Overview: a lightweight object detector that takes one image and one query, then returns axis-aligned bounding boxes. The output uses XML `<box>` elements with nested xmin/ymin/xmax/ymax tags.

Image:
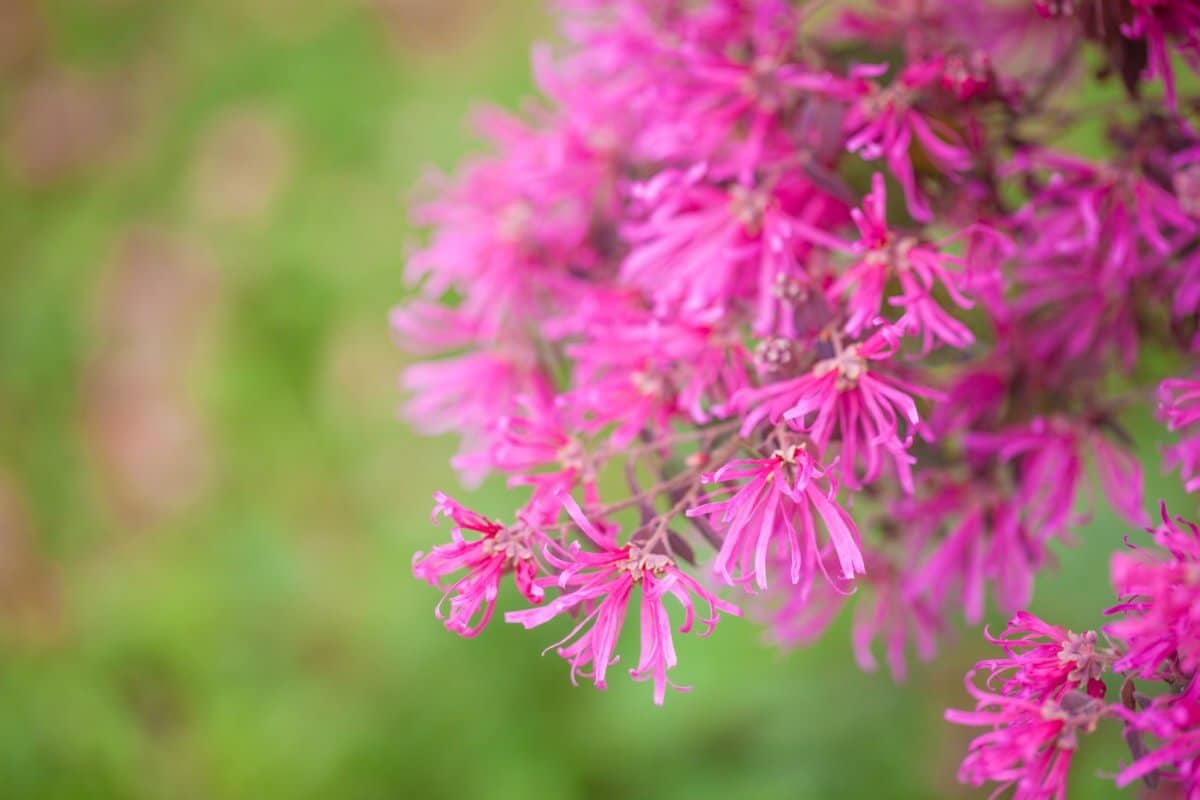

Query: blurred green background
<box><xmin>0</xmin><ymin>2</ymin><xmax>1190</xmax><ymax>798</ymax></box>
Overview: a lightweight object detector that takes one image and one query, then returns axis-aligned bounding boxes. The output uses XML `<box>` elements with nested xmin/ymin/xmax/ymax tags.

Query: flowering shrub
<box><xmin>396</xmin><ymin>0</ymin><xmax>1200</xmax><ymax>795</ymax></box>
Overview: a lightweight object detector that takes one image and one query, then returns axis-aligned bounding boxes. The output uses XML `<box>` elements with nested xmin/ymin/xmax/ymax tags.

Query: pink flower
<box><xmin>1107</xmin><ymin>505</ymin><xmax>1200</xmax><ymax>682</ymax></box>
<box><xmin>734</xmin><ymin>324</ymin><xmax>939</xmax><ymax>491</ymax></box>
<box><xmin>1115</xmin><ymin>690</ymin><xmax>1200</xmax><ymax>796</ymax></box>
<box><xmin>506</xmin><ymin>497</ymin><xmax>740</xmax><ymax>705</ymax></box>
<box><xmin>979</xmin><ymin>613</ymin><xmax>1112</xmax><ymax>702</ymax></box>
<box><xmin>947</xmin><ymin>611</ymin><xmax>1113</xmax><ymax>799</ymax></box>
<box><xmin>849</xmin><ymin>561</ymin><xmax>942</xmax><ymax>680</ymax></box>
<box><xmin>896</xmin><ymin>479</ymin><xmax>1042</xmax><ymax>625</ymax></box>
<box><xmin>559</xmin><ymin>300</ymin><xmax>751</xmax><ymax>441</ymax></box>
<box><xmin>966</xmin><ymin>416</ymin><xmax>1148</xmax><ymax>538</ymax></box>
<box><xmin>825</xmin><ymin>172</ymin><xmax>979</xmax><ymax>351</ymax></box>
<box><xmin>946</xmin><ymin>685</ymin><xmax>1106</xmax><ymax>800</ymax></box>
<box><xmin>412</xmin><ymin>493</ymin><xmax>545</xmax><ymax>637</ymax></box>
<box><xmin>687</xmin><ymin>443</ymin><xmax>864</xmax><ymax>591</ymax></box>
<box><xmin>401</xmin><ymin>350</ymin><xmax>547</xmax><ymax>486</ymax></box>
<box><xmin>1124</xmin><ymin>0</ymin><xmax>1200</xmax><ymax>109</ymax></box>
<box><xmin>842</xmin><ymin>60</ymin><xmax>974</xmax><ymax>221</ymax></box>
<box><xmin>620</xmin><ymin>165</ymin><xmax>848</xmax><ymax>321</ymax></box>
<box><xmin>1161</xmin><ymin>376</ymin><xmax>1200</xmax><ymax>492</ymax></box>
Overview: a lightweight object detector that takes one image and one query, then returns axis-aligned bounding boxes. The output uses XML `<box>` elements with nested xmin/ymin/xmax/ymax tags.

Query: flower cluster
<box><xmin>397</xmin><ymin>0</ymin><xmax>1200</xmax><ymax>732</ymax></box>
<box><xmin>948</xmin><ymin>506</ymin><xmax>1200</xmax><ymax>798</ymax></box>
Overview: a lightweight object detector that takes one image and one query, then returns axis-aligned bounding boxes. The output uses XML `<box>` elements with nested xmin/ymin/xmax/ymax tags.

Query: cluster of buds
<box><xmin>396</xmin><ymin>0</ymin><xmax>1200</xmax><ymax>794</ymax></box>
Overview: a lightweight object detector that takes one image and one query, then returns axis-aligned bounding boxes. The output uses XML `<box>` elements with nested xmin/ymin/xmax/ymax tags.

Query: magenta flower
<box><xmin>735</xmin><ymin>324</ymin><xmax>939</xmax><ymax>491</ymax></box>
<box><xmin>1115</xmin><ymin>691</ymin><xmax>1200</xmax><ymax>796</ymax></box>
<box><xmin>946</xmin><ymin>612</ymin><xmax>1113</xmax><ymax>799</ymax></box>
<box><xmin>1161</xmin><ymin>376</ymin><xmax>1200</xmax><ymax>492</ymax></box>
<box><xmin>688</xmin><ymin>443</ymin><xmax>863</xmax><ymax>591</ymax></box>
<box><xmin>825</xmin><ymin>172</ymin><xmax>979</xmax><ymax>351</ymax></box>
<box><xmin>506</xmin><ymin>497</ymin><xmax>740</xmax><ymax>705</ymax></box>
<box><xmin>453</xmin><ymin>391</ymin><xmax>599</xmax><ymax>513</ymax></box>
<box><xmin>402</xmin><ymin>350</ymin><xmax>548</xmax><ymax>486</ymax></box>
<box><xmin>842</xmin><ymin>59</ymin><xmax>974</xmax><ymax>221</ymax></box>
<box><xmin>849</xmin><ymin>563</ymin><xmax>942</xmax><ymax>680</ymax></box>
<box><xmin>396</xmin><ymin>0</ymin><xmax>1200</xmax><ymax>728</ymax></box>
<box><xmin>966</xmin><ymin>416</ymin><xmax>1148</xmax><ymax>538</ymax></box>
<box><xmin>560</xmin><ymin>300</ymin><xmax>751</xmax><ymax>440</ymax></box>
<box><xmin>978</xmin><ymin>613</ymin><xmax>1113</xmax><ymax>701</ymax></box>
<box><xmin>412</xmin><ymin>493</ymin><xmax>545</xmax><ymax>637</ymax></box>
<box><xmin>1107</xmin><ymin>505</ymin><xmax>1200</xmax><ymax>682</ymax></box>
<box><xmin>1124</xmin><ymin>0</ymin><xmax>1200</xmax><ymax>109</ymax></box>
<box><xmin>1008</xmin><ymin>150</ymin><xmax>1197</xmax><ymax>373</ymax></box>
<box><xmin>621</xmin><ymin>165</ymin><xmax>848</xmax><ymax>321</ymax></box>
<box><xmin>946</xmin><ymin>684</ymin><xmax>1106</xmax><ymax>800</ymax></box>
<box><xmin>896</xmin><ymin>479</ymin><xmax>1041</xmax><ymax>625</ymax></box>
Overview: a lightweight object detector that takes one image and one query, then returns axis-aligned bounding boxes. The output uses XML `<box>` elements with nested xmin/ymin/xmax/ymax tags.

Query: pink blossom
<box><xmin>735</xmin><ymin>324</ymin><xmax>940</xmax><ymax>491</ymax></box>
<box><xmin>946</xmin><ymin>684</ymin><xmax>1106</xmax><ymax>800</ymax></box>
<box><xmin>687</xmin><ymin>443</ymin><xmax>863</xmax><ymax>591</ymax></box>
<box><xmin>849</xmin><ymin>562</ymin><xmax>942</xmax><ymax>680</ymax></box>
<box><xmin>1124</xmin><ymin>0</ymin><xmax>1200</xmax><ymax>109</ymax></box>
<box><xmin>978</xmin><ymin>613</ymin><xmax>1112</xmax><ymax>702</ymax></box>
<box><xmin>966</xmin><ymin>416</ymin><xmax>1148</xmax><ymax>538</ymax></box>
<box><xmin>826</xmin><ymin>172</ymin><xmax>979</xmax><ymax>351</ymax></box>
<box><xmin>401</xmin><ymin>350</ymin><xmax>546</xmax><ymax>486</ymax></box>
<box><xmin>1115</xmin><ymin>691</ymin><xmax>1200</xmax><ymax>796</ymax></box>
<box><xmin>621</xmin><ymin>165</ymin><xmax>848</xmax><ymax>321</ymax></box>
<box><xmin>841</xmin><ymin>59</ymin><xmax>974</xmax><ymax>221</ymax></box>
<box><xmin>412</xmin><ymin>493</ymin><xmax>544</xmax><ymax>637</ymax></box>
<box><xmin>506</xmin><ymin>498</ymin><xmax>740</xmax><ymax>704</ymax></box>
<box><xmin>1161</xmin><ymin>376</ymin><xmax>1200</xmax><ymax>492</ymax></box>
<box><xmin>1107</xmin><ymin>505</ymin><xmax>1200</xmax><ymax>682</ymax></box>
<box><xmin>946</xmin><ymin>612</ymin><xmax>1113</xmax><ymax>799</ymax></box>
<box><xmin>895</xmin><ymin>479</ymin><xmax>1042</xmax><ymax>624</ymax></box>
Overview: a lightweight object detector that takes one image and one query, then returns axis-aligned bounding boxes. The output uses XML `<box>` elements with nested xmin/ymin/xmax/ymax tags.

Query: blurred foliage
<box><xmin>0</xmin><ymin>1</ymin><xmax>1192</xmax><ymax>798</ymax></box>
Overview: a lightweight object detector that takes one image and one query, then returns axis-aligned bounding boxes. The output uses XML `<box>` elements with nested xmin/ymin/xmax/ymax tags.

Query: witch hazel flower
<box><xmin>506</xmin><ymin>497</ymin><xmax>740</xmax><ymax>705</ymax></box>
<box><xmin>412</xmin><ymin>493</ymin><xmax>545</xmax><ymax>637</ymax></box>
<box><xmin>687</xmin><ymin>441</ymin><xmax>863</xmax><ymax>591</ymax></box>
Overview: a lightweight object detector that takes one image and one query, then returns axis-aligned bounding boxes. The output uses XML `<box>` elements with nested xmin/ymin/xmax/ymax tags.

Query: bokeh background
<box><xmin>0</xmin><ymin>2</ymin><xmax>1191</xmax><ymax>798</ymax></box>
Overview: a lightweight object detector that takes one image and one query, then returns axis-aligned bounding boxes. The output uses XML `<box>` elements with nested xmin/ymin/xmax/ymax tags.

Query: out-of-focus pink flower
<box><xmin>1115</xmin><ymin>690</ymin><xmax>1200</xmax><ymax>796</ymax></box>
<box><xmin>966</xmin><ymin>416</ymin><xmax>1148</xmax><ymax>538</ymax></box>
<box><xmin>1161</xmin><ymin>376</ymin><xmax>1200</xmax><ymax>492</ymax></box>
<box><xmin>841</xmin><ymin>60</ymin><xmax>974</xmax><ymax>221</ymax></box>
